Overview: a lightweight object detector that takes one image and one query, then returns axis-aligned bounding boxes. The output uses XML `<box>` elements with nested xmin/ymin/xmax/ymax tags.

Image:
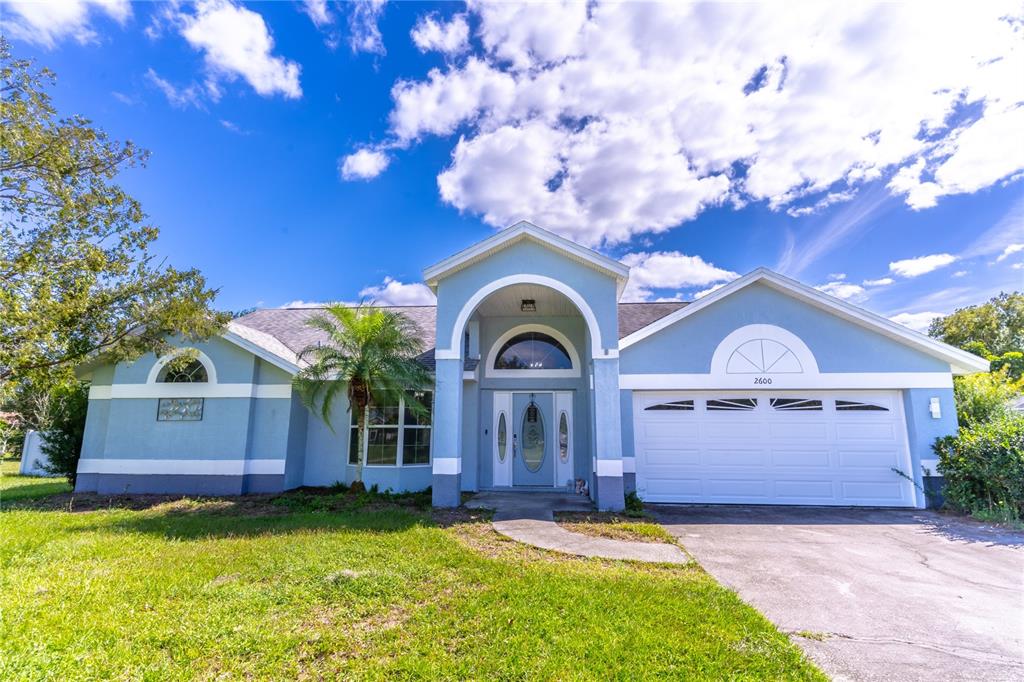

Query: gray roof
<box><xmin>232</xmin><ymin>301</ymin><xmax>687</xmax><ymax>370</ymax></box>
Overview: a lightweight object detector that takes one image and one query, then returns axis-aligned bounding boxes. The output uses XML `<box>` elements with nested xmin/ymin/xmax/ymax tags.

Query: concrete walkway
<box><xmin>465</xmin><ymin>491</ymin><xmax>689</xmax><ymax>564</ymax></box>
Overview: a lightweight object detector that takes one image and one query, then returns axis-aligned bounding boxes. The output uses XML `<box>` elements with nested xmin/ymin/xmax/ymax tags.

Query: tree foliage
<box><xmin>0</xmin><ymin>39</ymin><xmax>227</xmax><ymax>396</ymax></box>
<box><xmin>293</xmin><ymin>305</ymin><xmax>432</xmax><ymax>488</ymax></box>
<box><xmin>953</xmin><ymin>370</ymin><xmax>1019</xmax><ymax>429</ymax></box>
<box><xmin>928</xmin><ymin>292</ymin><xmax>1024</xmax><ymax>358</ymax></box>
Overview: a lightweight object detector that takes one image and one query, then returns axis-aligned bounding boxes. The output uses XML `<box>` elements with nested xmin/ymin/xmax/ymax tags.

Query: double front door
<box><xmin>492</xmin><ymin>391</ymin><xmax>573</xmax><ymax>488</ymax></box>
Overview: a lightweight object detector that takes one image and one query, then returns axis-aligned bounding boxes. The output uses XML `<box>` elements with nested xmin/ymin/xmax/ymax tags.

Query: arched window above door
<box><xmin>495</xmin><ymin>332</ymin><xmax>572</xmax><ymax>370</ymax></box>
<box><xmin>485</xmin><ymin>324</ymin><xmax>581</xmax><ymax>378</ymax></box>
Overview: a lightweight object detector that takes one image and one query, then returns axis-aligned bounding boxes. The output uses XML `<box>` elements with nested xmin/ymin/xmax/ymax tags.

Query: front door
<box><xmin>512</xmin><ymin>392</ymin><xmax>555</xmax><ymax>486</ymax></box>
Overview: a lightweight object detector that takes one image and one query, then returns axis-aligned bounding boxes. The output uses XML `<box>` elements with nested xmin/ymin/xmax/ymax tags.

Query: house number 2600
<box><xmin>754</xmin><ymin>377</ymin><xmax>772</xmax><ymax>385</ymax></box>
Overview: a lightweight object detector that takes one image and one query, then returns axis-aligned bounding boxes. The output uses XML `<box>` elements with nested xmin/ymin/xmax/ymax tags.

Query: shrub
<box><xmin>40</xmin><ymin>382</ymin><xmax>89</xmax><ymax>486</ymax></box>
<box><xmin>953</xmin><ymin>371</ymin><xmax>1019</xmax><ymax>428</ymax></box>
<box><xmin>933</xmin><ymin>414</ymin><xmax>1024</xmax><ymax>523</ymax></box>
<box><xmin>624</xmin><ymin>491</ymin><xmax>645</xmax><ymax>518</ymax></box>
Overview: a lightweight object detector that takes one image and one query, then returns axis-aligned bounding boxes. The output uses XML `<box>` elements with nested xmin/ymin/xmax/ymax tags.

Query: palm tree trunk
<box><xmin>356</xmin><ymin>403</ymin><xmax>368</xmax><ymax>485</ymax></box>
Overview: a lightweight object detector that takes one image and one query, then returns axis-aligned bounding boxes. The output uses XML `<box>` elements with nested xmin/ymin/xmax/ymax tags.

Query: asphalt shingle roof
<box><xmin>232</xmin><ymin>301</ymin><xmax>687</xmax><ymax>369</ymax></box>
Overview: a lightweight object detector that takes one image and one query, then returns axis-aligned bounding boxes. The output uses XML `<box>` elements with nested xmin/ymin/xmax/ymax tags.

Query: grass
<box><xmin>555</xmin><ymin>511</ymin><xmax>680</xmax><ymax>544</ymax></box>
<box><xmin>0</xmin><ymin>488</ymin><xmax>824</xmax><ymax>681</ymax></box>
<box><xmin>0</xmin><ymin>460</ymin><xmax>71</xmax><ymax>503</ymax></box>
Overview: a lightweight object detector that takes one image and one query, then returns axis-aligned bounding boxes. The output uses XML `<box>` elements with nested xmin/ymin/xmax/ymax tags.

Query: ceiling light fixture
<box><xmin>520</xmin><ymin>299</ymin><xmax>536</xmax><ymax>312</ymax></box>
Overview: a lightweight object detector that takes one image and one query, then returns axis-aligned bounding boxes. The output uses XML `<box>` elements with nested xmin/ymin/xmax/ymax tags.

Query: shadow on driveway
<box><xmin>654</xmin><ymin>505</ymin><xmax>1024</xmax><ymax>681</ymax></box>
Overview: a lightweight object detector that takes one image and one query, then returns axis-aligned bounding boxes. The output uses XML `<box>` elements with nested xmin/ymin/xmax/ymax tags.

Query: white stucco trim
<box><xmin>709</xmin><ymin>324</ymin><xmax>820</xmax><ymax>376</ymax></box>
<box><xmin>595</xmin><ymin>459</ymin><xmax>623</xmax><ymax>477</ymax></box>
<box><xmin>77</xmin><ymin>458</ymin><xmax>285</xmax><ymax>476</ymax></box>
<box><xmin>618</xmin><ymin>267</ymin><xmax>990</xmax><ymax>375</ymax></box>
<box><xmin>423</xmin><ymin>221</ymin><xmax>629</xmax><ymax>292</ymax></box>
<box><xmin>432</xmin><ymin>457</ymin><xmax>462</xmax><ymax>475</ymax></box>
<box><xmin>89</xmin><ymin>384</ymin><xmax>292</xmax><ymax>399</ymax></box>
<box><xmin>439</xmin><ymin>274</ymin><xmax>608</xmax><ymax>360</ymax></box>
<box><xmin>146</xmin><ymin>349</ymin><xmax>219</xmax><ymax>385</ymax></box>
<box><xmin>619</xmin><ymin>372</ymin><xmax>954</xmax><ymax>390</ymax></box>
<box><xmin>484</xmin><ymin>323</ymin><xmax>582</xmax><ymax>378</ymax></box>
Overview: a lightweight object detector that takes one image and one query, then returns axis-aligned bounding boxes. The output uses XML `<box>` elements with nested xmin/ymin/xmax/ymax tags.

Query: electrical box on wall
<box><xmin>929</xmin><ymin>397</ymin><xmax>941</xmax><ymax>419</ymax></box>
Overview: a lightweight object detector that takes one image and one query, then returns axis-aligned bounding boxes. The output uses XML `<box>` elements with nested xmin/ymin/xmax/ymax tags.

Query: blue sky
<box><xmin>4</xmin><ymin>1</ymin><xmax>1022</xmax><ymax>331</ymax></box>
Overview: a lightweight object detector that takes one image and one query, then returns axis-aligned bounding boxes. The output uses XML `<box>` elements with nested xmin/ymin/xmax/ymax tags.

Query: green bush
<box><xmin>40</xmin><ymin>381</ymin><xmax>89</xmax><ymax>486</ymax></box>
<box><xmin>953</xmin><ymin>371</ymin><xmax>1019</xmax><ymax>428</ymax></box>
<box><xmin>934</xmin><ymin>414</ymin><xmax>1024</xmax><ymax>522</ymax></box>
<box><xmin>990</xmin><ymin>351</ymin><xmax>1024</xmax><ymax>381</ymax></box>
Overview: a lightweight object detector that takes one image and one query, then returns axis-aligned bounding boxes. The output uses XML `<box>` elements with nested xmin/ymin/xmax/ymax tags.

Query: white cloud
<box><xmin>816</xmin><ymin>280</ymin><xmax>867</xmax><ymax>302</ymax></box>
<box><xmin>358</xmin><ymin>278</ymin><xmax>436</xmax><ymax>306</ymax></box>
<box><xmin>828</xmin><ymin>273</ymin><xmax>847</xmax><ymax>281</ymax></box>
<box><xmin>145</xmin><ymin>68</ymin><xmax>202</xmax><ymax>109</ymax></box>
<box><xmin>348</xmin><ymin>0</ymin><xmax>386</xmax><ymax>54</ymax></box>
<box><xmin>281</xmin><ymin>300</ymin><xmax>329</xmax><ymax>309</ymax></box>
<box><xmin>890</xmin><ymin>311</ymin><xmax>944</xmax><ymax>333</ymax></box>
<box><xmin>889</xmin><ymin>253</ymin><xmax>958</xmax><ymax>278</ymax></box>
<box><xmin>219</xmin><ymin>119</ymin><xmax>249</xmax><ymax>135</ymax></box>
<box><xmin>178</xmin><ymin>0</ymin><xmax>301</xmax><ymax>99</ymax></box>
<box><xmin>952</xmin><ymin>270</ymin><xmax>968</xmax><ymax>278</ymax></box>
<box><xmin>1</xmin><ymin>0</ymin><xmax>130</xmax><ymax>48</ymax></box>
<box><xmin>996</xmin><ymin>243</ymin><xmax>1024</xmax><ymax>262</ymax></box>
<box><xmin>352</xmin><ymin>3</ymin><xmax>1024</xmax><ymax>246</ymax></box>
<box><xmin>300</xmin><ymin>0</ymin><xmax>332</xmax><ymax>27</ymax></box>
<box><xmin>411</xmin><ymin>13</ymin><xmax>470</xmax><ymax>55</ymax></box>
<box><xmin>863</xmin><ymin>277</ymin><xmax>894</xmax><ymax>286</ymax></box>
<box><xmin>339</xmin><ymin>149</ymin><xmax>390</xmax><ymax>181</ymax></box>
<box><xmin>694</xmin><ymin>283</ymin><xmax>728</xmax><ymax>300</ymax></box>
<box><xmin>620</xmin><ymin>251</ymin><xmax>738</xmax><ymax>302</ymax></box>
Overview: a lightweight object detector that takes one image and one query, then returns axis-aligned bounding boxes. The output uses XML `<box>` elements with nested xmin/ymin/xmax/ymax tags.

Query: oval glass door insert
<box><xmin>521</xmin><ymin>404</ymin><xmax>545</xmax><ymax>473</ymax></box>
<box><xmin>497</xmin><ymin>413</ymin><xmax>507</xmax><ymax>462</ymax></box>
<box><xmin>558</xmin><ymin>412</ymin><xmax>569</xmax><ymax>463</ymax></box>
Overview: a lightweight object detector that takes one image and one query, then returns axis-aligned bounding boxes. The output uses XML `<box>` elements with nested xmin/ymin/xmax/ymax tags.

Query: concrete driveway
<box><xmin>654</xmin><ymin>506</ymin><xmax>1024</xmax><ymax>681</ymax></box>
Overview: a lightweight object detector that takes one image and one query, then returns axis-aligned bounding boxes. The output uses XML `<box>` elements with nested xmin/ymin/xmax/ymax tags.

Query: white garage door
<box><xmin>634</xmin><ymin>391</ymin><xmax>916</xmax><ymax>507</ymax></box>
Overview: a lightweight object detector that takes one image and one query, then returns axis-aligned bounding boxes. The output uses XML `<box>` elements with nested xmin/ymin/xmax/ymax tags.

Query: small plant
<box><xmin>624</xmin><ymin>491</ymin><xmax>645</xmax><ymax>518</ymax></box>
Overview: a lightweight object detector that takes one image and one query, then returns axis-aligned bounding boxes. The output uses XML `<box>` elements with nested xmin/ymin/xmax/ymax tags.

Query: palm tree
<box><xmin>293</xmin><ymin>304</ymin><xmax>432</xmax><ymax>491</ymax></box>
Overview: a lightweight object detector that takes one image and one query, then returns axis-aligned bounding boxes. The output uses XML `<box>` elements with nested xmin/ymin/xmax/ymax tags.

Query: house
<box><xmin>74</xmin><ymin>222</ymin><xmax>988</xmax><ymax>510</ymax></box>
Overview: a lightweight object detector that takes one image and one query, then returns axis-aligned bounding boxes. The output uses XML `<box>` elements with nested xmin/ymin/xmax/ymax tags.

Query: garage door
<box><xmin>633</xmin><ymin>391</ymin><xmax>916</xmax><ymax>507</ymax></box>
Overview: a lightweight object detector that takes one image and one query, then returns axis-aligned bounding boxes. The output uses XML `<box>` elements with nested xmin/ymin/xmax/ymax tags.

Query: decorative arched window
<box><xmin>494</xmin><ymin>332</ymin><xmax>572</xmax><ymax>370</ymax></box>
<box><xmin>157</xmin><ymin>359</ymin><xmax>209</xmax><ymax>383</ymax></box>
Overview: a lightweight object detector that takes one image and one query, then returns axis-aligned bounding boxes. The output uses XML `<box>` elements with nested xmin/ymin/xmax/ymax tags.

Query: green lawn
<box><xmin>0</xmin><ymin>488</ymin><xmax>824</xmax><ymax>680</ymax></box>
<box><xmin>0</xmin><ymin>460</ymin><xmax>72</xmax><ymax>503</ymax></box>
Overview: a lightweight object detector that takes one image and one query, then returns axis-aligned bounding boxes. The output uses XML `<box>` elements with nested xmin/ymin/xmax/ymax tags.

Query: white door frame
<box><xmin>492</xmin><ymin>390</ymin><xmax>573</xmax><ymax>488</ymax></box>
<box><xmin>492</xmin><ymin>391</ymin><xmax>512</xmax><ymax>487</ymax></box>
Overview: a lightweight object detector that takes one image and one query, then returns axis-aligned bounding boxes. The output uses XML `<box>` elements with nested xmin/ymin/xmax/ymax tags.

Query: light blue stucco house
<box><xmin>75</xmin><ymin>222</ymin><xmax>988</xmax><ymax>510</ymax></box>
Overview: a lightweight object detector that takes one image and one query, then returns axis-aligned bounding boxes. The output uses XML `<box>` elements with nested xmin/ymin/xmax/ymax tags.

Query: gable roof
<box><xmin>422</xmin><ymin>221</ymin><xmax>631</xmax><ymax>298</ymax></box>
<box><xmin>618</xmin><ymin>267</ymin><xmax>989</xmax><ymax>375</ymax></box>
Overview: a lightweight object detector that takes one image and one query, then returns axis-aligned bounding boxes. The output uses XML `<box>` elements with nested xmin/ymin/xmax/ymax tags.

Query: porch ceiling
<box><xmin>474</xmin><ymin>283</ymin><xmax>581</xmax><ymax>318</ymax></box>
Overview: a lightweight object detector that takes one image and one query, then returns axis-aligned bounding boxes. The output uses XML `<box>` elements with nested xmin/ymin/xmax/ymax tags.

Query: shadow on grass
<box><xmin>0</xmin><ymin>481</ymin><xmax>72</xmax><ymax>503</ymax></box>
<box><xmin>6</xmin><ymin>488</ymin><xmax>441</xmax><ymax>540</ymax></box>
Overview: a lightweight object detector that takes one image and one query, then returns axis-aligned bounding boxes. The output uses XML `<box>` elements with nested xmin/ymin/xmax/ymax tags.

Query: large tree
<box><xmin>0</xmin><ymin>40</ymin><xmax>227</xmax><ymax>396</ymax></box>
<box><xmin>293</xmin><ymin>305</ymin><xmax>432</xmax><ymax>491</ymax></box>
<box><xmin>929</xmin><ymin>292</ymin><xmax>1024</xmax><ymax>358</ymax></box>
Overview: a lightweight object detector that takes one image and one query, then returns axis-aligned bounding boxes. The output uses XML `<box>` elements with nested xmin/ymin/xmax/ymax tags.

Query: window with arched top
<box><xmin>157</xmin><ymin>359</ymin><xmax>209</xmax><ymax>383</ymax></box>
<box><xmin>494</xmin><ymin>332</ymin><xmax>573</xmax><ymax>370</ymax></box>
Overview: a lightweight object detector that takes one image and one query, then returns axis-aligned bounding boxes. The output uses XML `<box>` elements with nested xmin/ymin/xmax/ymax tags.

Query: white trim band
<box><xmin>89</xmin><ymin>384</ymin><xmax>292</xmax><ymax>400</ymax></box>
<box><xmin>622</xmin><ymin>458</ymin><xmax>636</xmax><ymax>474</ymax></box>
<box><xmin>432</xmin><ymin>457</ymin><xmax>462</xmax><ymax>476</ymax></box>
<box><xmin>595</xmin><ymin>459</ymin><xmax>623</xmax><ymax>477</ymax></box>
<box><xmin>619</xmin><ymin>372</ymin><xmax>953</xmax><ymax>390</ymax></box>
<box><xmin>76</xmin><ymin>458</ymin><xmax>285</xmax><ymax>476</ymax></box>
